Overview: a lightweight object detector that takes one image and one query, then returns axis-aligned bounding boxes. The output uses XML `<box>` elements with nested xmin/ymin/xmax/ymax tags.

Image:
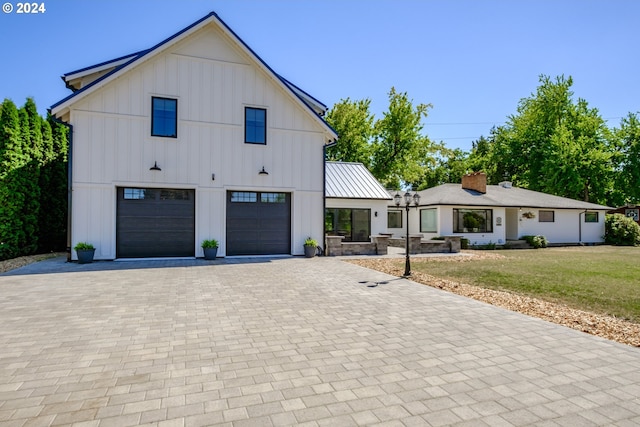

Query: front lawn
<box><xmin>406</xmin><ymin>246</ymin><xmax>640</xmax><ymax>323</ymax></box>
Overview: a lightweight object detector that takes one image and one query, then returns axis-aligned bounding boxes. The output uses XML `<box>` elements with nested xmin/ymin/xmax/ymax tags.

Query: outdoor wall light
<box><xmin>150</xmin><ymin>161</ymin><xmax>161</xmax><ymax>171</ymax></box>
<box><xmin>259</xmin><ymin>166</ymin><xmax>269</xmax><ymax>175</ymax></box>
<box><xmin>212</xmin><ymin>173</ymin><xmax>215</xmax><ymax>181</ymax></box>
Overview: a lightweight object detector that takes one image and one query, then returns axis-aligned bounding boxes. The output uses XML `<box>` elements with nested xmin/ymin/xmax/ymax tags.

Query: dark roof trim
<box><xmin>278</xmin><ymin>75</ymin><xmax>326</xmax><ymax>110</ymax></box>
<box><xmin>327</xmin><ymin>196</ymin><xmax>392</xmax><ymax>201</ymax></box>
<box><xmin>62</xmin><ymin>49</ymin><xmax>150</xmax><ymax>78</ymax></box>
<box><xmin>400</xmin><ymin>203</ymin><xmax>610</xmax><ymax>210</ymax></box>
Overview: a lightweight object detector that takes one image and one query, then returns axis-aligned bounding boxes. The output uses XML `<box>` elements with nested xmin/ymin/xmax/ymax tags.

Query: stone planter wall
<box><xmin>325</xmin><ymin>235</ymin><xmax>390</xmax><ymax>256</ymax></box>
<box><xmin>390</xmin><ymin>236</ymin><xmax>461</xmax><ymax>254</ymax></box>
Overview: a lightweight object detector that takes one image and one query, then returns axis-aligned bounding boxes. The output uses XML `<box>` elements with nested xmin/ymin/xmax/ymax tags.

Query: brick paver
<box><xmin>1</xmin><ymin>256</ymin><xmax>639</xmax><ymax>426</ymax></box>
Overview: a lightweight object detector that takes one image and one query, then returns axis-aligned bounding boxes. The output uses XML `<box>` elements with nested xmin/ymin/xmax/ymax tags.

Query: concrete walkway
<box><xmin>0</xmin><ymin>256</ymin><xmax>639</xmax><ymax>426</ymax></box>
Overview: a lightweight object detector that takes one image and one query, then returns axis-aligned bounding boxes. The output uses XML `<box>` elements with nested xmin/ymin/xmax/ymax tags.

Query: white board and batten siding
<box><xmin>66</xmin><ymin>21</ymin><xmax>328</xmax><ymax>259</ymax></box>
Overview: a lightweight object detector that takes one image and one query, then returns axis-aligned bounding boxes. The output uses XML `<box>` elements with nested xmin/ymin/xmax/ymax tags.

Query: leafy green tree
<box><xmin>415</xmin><ymin>146</ymin><xmax>470</xmax><ymax>189</ymax></box>
<box><xmin>371</xmin><ymin>87</ymin><xmax>435</xmax><ymax>188</ymax></box>
<box><xmin>490</xmin><ymin>75</ymin><xmax>614</xmax><ymax>204</ymax></box>
<box><xmin>612</xmin><ymin>112</ymin><xmax>640</xmax><ymax>205</ymax></box>
<box><xmin>325</xmin><ymin>98</ymin><xmax>374</xmax><ymax>167</ymax></box>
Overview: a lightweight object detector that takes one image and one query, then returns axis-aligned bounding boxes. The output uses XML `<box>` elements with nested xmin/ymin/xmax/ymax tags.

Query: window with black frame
<box><xmin>453</xmin><ymin>208</ymin><xmax>493</xmax><ymax>233</ymax></box>
<box><xmin>151</xmin><ymin>97</ymin><xmax>177</xmax><ymax>138</ymax></box>
<box><xmin>387</xmin><ymin>210</ymin><xmax>402</xmax><ymax>228</ymax></box>
<box><xmin>325</xmin><ymin>208</ymin><xmax>371</xmax><ymax>242</ymax></box>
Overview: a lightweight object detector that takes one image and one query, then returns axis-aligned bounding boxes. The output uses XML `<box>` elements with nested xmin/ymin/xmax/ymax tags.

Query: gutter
<box><xmin>48</xmin><ymin>112</ymin><xmax>73</xmax><ymax>262</ymax></box>
<box><xmin>322</xmin><ymin>139</ymin><xmax>338</xmax><ymax>255</ymax></box>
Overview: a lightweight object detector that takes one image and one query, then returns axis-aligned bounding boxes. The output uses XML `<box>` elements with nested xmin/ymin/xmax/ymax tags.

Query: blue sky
<box><xmin>1</xmin><ymin>0</ymin><xmax>638</xmax><ymax>151</ymax></box>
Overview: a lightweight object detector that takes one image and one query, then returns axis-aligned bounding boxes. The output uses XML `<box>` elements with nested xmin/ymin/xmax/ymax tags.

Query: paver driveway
<box><xmin>1</xmin><ymin>256</ymin><xmax>639</xmax><ymax>426</ymax></box>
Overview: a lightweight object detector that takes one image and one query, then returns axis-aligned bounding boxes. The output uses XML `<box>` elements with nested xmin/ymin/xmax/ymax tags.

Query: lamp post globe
<box><xmin>395</xmin><ymin>190</ymin><xmax>420</xmax><ymax>277</ymax></box>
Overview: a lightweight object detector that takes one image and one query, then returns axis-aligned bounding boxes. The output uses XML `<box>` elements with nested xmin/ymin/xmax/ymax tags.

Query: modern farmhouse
<box><xmin>51</xmin><ymin>12</ymin><xmax>337</xmax><ymax>260</ymax></box>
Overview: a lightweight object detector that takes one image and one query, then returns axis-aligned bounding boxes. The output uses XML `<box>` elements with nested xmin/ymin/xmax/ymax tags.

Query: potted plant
<box><xmin>74</xmin><ymin>242</ymin><xmax>95</xmax><ymax>264</ymax></box>
<box><xmin>304</xmin><ymin>237</ymin><xmax>318</xmax><ymax>258</ymax></box>
<box><xmin>202</xmin><ymin>239</ymin><xmax>219</xmax><ymax>260</ymax></box>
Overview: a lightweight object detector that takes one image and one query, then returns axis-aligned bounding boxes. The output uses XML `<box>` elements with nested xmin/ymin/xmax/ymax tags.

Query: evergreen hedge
<box><xmin>0</xmin><ymin>98</ymin><xmax>68</xmax><ymax>260</ymax></box>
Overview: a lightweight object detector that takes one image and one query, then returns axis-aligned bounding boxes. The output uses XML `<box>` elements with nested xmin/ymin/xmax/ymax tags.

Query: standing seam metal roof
<box><xmin>325</xmin><ymin>162</ymin><xmax>391</xmax><ymax>200</ymax></box>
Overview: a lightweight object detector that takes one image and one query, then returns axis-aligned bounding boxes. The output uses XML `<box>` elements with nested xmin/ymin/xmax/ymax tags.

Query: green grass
<box><xmin>409</xmin><ymin>246</ymin><xmax>640</xmax><ymax>323</ymax></box>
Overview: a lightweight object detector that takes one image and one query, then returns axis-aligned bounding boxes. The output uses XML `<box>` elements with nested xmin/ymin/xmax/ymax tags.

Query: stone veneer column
<box><xmin>325</xmin><ymin>236</ymin><xmax>344</xmax><ymax>256</ymax></box>
<box><xmin>409</xmin><ymin>235</ymin><xmax>422</xmax><ymax>254</ymax></box>
<box><xmin>371</xmin><ymin>235</ymin><xmax>389</xmax><ymax>255</ymax></box>
<box><xmin>444</xmin><ymin>236</ymin><xmax>461</xmax><ymax>253</ymax></box>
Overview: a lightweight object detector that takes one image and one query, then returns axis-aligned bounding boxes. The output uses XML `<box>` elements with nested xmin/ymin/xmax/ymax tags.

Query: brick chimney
<box><xmin>462</xmin><ymin>172</ymin><xmax>487</xmax><ymax>194</ymax></box>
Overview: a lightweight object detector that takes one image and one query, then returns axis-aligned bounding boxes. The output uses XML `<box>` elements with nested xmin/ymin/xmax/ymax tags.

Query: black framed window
<box><xmin>420</xmin><ymin>208</ymin><xmax>437</xmax><ymax>232</ymax></box>
<box><xmin>585</xmin><ymin>212</ymin><xmax>599</xmax><ymax>223</ymax></box>
<box><xmin>261</xmin><ymin>193</ymin><xmax>286</xmax><ymax>203</ymax></box>
<box><xmin>230</xmin><ymin>192</ymin><xmax>257</xmax><ymax>203</ymax></box>
<box><xmin>151</xmin><ymin>97</ymin><xmax>177</xmax><ymax>138</ymax></box>
<box><xmin>245</xmin><ymin>107</ymin><xmax>266</xmax><ymax>144</ymax></box>
<box><xmin>388</xmin><ymin>210</ymin><xmax>402</xmax><ymax>228</ymax></box>
<box><xmin>539</xmin><ymin>210</ymin><xmax>555</xmax><ymax>222</ymax></box>
<box><xmin>325</xmin><ymin>208</ymin><xmax>370</xmax><ymax>242</ymax></box>
<box><xmin>453</xmin><ymin>208</ymin><xmax>493</xmax><ymax>233</ymax></box>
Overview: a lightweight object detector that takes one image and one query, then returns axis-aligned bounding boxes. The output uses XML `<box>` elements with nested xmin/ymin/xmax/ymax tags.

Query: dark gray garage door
<box><xmin>226</xmin><ymin>191</ymin><xmax>291</xmax><ymax>256</ymax></box>
<box><xmin>116</xmin><ymin>187</ymin><xmax>195</xmax><ymax>258</ymax></box>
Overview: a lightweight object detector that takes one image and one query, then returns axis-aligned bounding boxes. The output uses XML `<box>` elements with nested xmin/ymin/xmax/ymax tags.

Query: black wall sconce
<box><xmin>259</xmin><ymin>166</ymin><xmax>269</xmax><ymax>176</ymax></box>
<box><xmin>150</xmin><ymin>161</ymin><xmax>161</xmax><ymax>171</ymax></box>
<box><xmin>211</xmin><ymin>173</ymin><xmax>215</xmax><ymax>181</ymax></box>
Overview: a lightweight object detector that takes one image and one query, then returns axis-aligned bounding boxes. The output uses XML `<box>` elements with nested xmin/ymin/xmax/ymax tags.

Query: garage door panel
<box><xmin>226</xmin><ymin>191</ymin><xmax>291</xmax><ymax>256</ymax></box>
<box><xmin>117</xmin><ymin>187</ymin><xmax>195</xmax><ymax>258</ymax></box>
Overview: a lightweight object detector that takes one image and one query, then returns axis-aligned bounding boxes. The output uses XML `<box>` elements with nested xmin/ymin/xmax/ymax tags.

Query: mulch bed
<box><xmin>348</xmin><ymin>253</ymin><xmax>640</xmax><ymax>347</ymax></box>
<box><xmin>0</xmin><ymin>253</ymin><xmax>66</xmax><ymax>274</ymax></box>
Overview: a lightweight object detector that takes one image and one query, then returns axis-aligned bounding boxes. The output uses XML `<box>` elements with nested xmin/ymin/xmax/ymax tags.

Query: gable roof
<box><xmin>415</xmin><ymin>183</ymin><xmax>612</xmax><ymax>210</ymax></box>
<box><xmin>326</xmin><ymin>162</ymin><xmax>392</xmax><ymax>200</ymax></box>
<box><xmin>50</xmin><ymin>11</ymin><xmax>337</xmax><ymax>140</ymax></box>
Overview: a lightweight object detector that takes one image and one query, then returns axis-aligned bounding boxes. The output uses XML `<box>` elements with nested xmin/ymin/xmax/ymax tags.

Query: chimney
<box><xmin>462</xmin><ymin>172</ymin><xmax>487</xmax><ymax>194</ymax></box>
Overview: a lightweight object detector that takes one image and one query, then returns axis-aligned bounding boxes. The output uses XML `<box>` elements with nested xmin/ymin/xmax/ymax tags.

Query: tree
<box><xmin>325</xmin><ymin>98</ymin><xmax>374</xmax><ymax>167</ymax></box>
<box><xmin>20</xmin><ymin>98</ymin><xmax>43</xmax><ymax>254</ymax></box>
<box><xmin>0</xmin><ymin>99</ymin><xmax>27</xmax><ymax>259</ymax></box>
<box><xmin>325</xmin><ymin>87</ymin><xmax>437</xmax><ymax>189</ymax></box>
<box><xmin>370</xmin><ymin>87</ymin><xmax>435</xmax><ymax>188</ymax></box>
<box><xmin>489</xmin><ymin>75</ymin><xmax>614</xmax><ymax>204</ymax></box>
<box><xmin>612</xmin><ymin>112</ymin><xmax>640</xmax><ymax>205</ymax></box>
<box><xmin>415</xmin><ymin>146</ymin><xmax>470</xmax><ymax>190</ymax></box>
<box><xmin>38</xmin><ymin>114</ymin><xmax>69</xmax><ymax>252</ymax></box>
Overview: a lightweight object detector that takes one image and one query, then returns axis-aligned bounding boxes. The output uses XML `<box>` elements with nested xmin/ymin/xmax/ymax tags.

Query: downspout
<box><xmin>578</xmin><ymin>209</ymin><xmax>587</xmax><ymax>245</ymax></box>
<box><xmin>49</xmin><ymin>112</ymin><xmax>73</xmax><ymax>262</ymax></box>
<box><xmin>322</xmin><ymin>139</ymin><xmax>337</xmax><ymax>255</ymax></box>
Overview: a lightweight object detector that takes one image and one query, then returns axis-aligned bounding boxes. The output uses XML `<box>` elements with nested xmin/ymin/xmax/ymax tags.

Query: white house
<box><xmin>325</xmin><ymin>161</ymin><xmax>392</xmax><ymax>241</ymax></box>
<box><xmin>388</xmin><ymin>172</ymin><xmax>611</xmax><ymax>246</ymax></box>
<box><xmin>50</xmin><ymin>12</ymin><xmax>337</xmax><ymax>260</ymax></box>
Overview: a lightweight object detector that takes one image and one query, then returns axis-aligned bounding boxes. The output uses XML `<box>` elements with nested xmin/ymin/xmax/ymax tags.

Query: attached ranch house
<box><xmin>51</xmin><ymin>11</ymin><xmax>338</xmax><ymax>260</ymax></box>
<box><xmin>387</xmin><ymin>172</ymin><xmax>611</xmax><ymax>246</ymax></box>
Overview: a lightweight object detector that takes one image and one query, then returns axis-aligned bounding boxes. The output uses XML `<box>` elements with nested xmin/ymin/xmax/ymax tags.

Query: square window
<box><xmin>152</xmin><ymin>97</ymin><xmax>177</xmax><ymax>138</ymax></box>
<box><xmin>261</xmin><ymin>193</ymin><xmax>286</xmax><ymax>203</ymax></box>
<box><xmin>245</xmin><ymin>107</ymin><xmax>266</xmax><ymax>144</ymax></box>
<box><xmin>388</xmin><ymin>211</ymin><xmax>402</xmax><ymax>228</ymax></box>
<box><xmin>231</xmin><ymin>192</ymin><xmax>257</xmax><ymax>203</ymax></box>
<box><xmin>585</xmin><ymin>212</ymin><xmax>599</xmax><ymax>223</ymax></box>
<box><xmin>539</xmin><ymin>210</ymin><xmax>555</xmax><ymax>222</ymax></box>
<box><xmin>325</xmin><ymin>208</ymin><xmax>370</xmax><ymax>242</ymax></box>
<box><xmin>420</xmin><ymin>209</ymin><xmax>437</xmax><ymax>233</ymax></box>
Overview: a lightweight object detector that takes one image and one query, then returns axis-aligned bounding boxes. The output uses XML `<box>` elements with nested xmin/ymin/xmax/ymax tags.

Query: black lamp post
<box><xmin>394</xmin><ymin>190</ymin><xmax>421</xmax><ymax>276</ymax></box>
